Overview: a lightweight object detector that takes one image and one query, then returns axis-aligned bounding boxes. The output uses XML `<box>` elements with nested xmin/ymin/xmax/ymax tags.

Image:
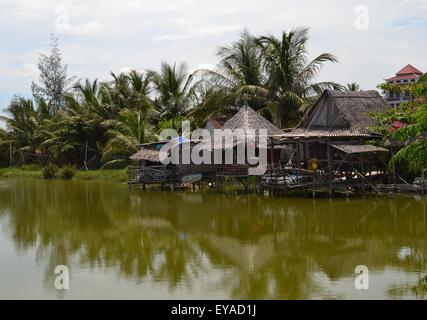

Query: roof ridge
<box><xmin>396</xmin><ymin>64</ymin><xmax>423</xmax><ymax>75</ymax></box>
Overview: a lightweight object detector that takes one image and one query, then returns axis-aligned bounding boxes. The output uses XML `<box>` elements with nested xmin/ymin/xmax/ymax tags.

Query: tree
<box><xmin>148</xmin><ymin>62</ymin><xmax>197</xmax><ymax>130</ymax></box>
<box><xmin>256</xmin><ymin>28</ymin><xmax>343</xmax><ymax>127</ymax></box>
<box><xmin>31</xmin><ymin>34</ymin><xmax>73</xmax><ymax>113</ymax></box>
<box><xmin>346</xmin><ymin>83</ymin><xmax>361</xmax><ymax>91</ymax></box>
<box><xmin>196</xmin><ymin>29</ymin><xmax>343</xmax><ymax>128</ymax></box>
<box><xmin>102</xmin><ymin>108</ymin><xmax>156</xmax><ymax>167</ymax></box>
<box><xmin>193</xmin><ymin>30</ymin><xmax>274</xmax><ymax>123</ymax></box>
<box><xmin>371</xmin><ymin>78</ymin><xmax>427</xmax><ymax>175</ymax></box>
<box><xmin>0</xmin><ymin>96</ymin><xmax>47</xmax><ymax>164</ymax></box>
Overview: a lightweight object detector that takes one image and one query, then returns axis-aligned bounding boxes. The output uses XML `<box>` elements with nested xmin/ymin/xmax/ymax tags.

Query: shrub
<box><xmin>58</xmin><ymin>165</ymin><xmax>76</xmax><ymax>180</ymax></box>
<box><xmin>42</xmin><ymin>165</ymin><xmax>58</xmax><ymax>179</ymax></box>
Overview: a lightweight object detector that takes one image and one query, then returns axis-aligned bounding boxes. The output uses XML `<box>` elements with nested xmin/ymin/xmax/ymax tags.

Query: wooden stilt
<box><xmin>312</xmin><ymin>170</ymin><xmax>316</xmax><ymax>198</ymax></box>
<box><xmin>360</xmin><ymin>153</ymin><xmax>365</xmax><ymax>192</ymax></box>
<box><xmin>391</xmin><ymin>149</ymin><xmax>396</xmax><ymax>193</ymax></box>
<box><xmin>327</xmin><ymin>142</ymin><xmax>333</xmax><ymax>196</ymax></box>
<box><xmin>422</xmin><ymin>168</ymin><xmax>425</xmax><ymax>195</ymax></box>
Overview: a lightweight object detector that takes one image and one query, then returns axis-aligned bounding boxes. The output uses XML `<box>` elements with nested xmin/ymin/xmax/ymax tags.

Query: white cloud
<box><xmin>0</xmin><ymin>0</ymin><xmax>426</xmax><ymax>107</ymax></box>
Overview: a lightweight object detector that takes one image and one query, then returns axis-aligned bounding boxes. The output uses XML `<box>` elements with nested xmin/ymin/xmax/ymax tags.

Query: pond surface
<box><xmin>0</xmin><ymin>178</ymin><xmax>426</xmax><ymax>299</ymax></box>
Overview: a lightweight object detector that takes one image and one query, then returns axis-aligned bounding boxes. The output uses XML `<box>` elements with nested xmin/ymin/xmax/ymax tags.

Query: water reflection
<box><xmin>0</xmin><ymin>179</ymin><xmax>426</xmax><ymax>299</ymax></box>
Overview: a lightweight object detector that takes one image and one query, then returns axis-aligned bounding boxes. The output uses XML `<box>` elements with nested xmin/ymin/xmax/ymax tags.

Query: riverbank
<box><xmin>0</xmin><ymin>167</ymin><xmax>128</xmax><ymax>183</ymax></box>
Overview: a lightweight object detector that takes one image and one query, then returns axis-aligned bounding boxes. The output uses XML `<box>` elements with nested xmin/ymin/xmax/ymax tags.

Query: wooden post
<box><xmin>83</xmin><ymin>140</ymin><xmax>89</xmax><ymax>170</ymax></box>
<box><xmin>296</xmin><ymin>143</ymin><xmax>300</xmax><ymax>182</ymax></box>
<box><xmin>422</xmin><ymin>168</ymin><xmax>425</xmax><ymax>195</ymax></box>
<box><xmin>312</xmin><ymin>170</ymin><xmax>316</xmax><ymax>198</ymax></box>
<box><xmin>327</xmin><ymin>142</ymin><xmax>333</xmax><ymax>196</ymax></box>
<box><xmin>360</xmin><ymin>153</ymin><xmax>365</xmax><ymax>192</ymax></box>
<box><xmin>391</xmin><ymin>149</ymin><xmax>396</xmax><ymax>193</ymax></box>
<box><xmin>270</xmin><ymin>137</ymin><xmax>274</xmax><ymax>166</ymax></box>
<box><xmin>9</xmin><ymin>141</ymin><xmax>13</xmax><ymax>167</ymax></box>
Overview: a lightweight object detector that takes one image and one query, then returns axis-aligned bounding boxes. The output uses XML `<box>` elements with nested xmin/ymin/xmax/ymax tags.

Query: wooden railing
<box><xmin>128</xmin><ymin>166</ymin><xmax>178</xmax><ymax>184</ymax></box>
<box><xmin>216</xmin><ymin>164</ymin><xmax>250</xmax><ymax>176</ymax></box>
<box><xmin>262</xmin><ymin>165</ymin><xmax>327</xmax><ymax>186</ymax></box>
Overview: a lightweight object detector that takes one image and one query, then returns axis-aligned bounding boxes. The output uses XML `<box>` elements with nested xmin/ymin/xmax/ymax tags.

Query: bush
<box><xmin>42</xmin><ymin>165</ymin><xmax>58</xmax><ymax>179</ymax></box>
<box><xmin>58</xmin><ymin>165</ymin><xmax>76</xmax><ymax>180</ymax></box>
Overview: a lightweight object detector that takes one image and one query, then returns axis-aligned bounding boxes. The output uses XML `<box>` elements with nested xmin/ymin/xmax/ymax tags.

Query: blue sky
<box><xmin>1</xmin><ymin>0</ymin><xmax>427</xmax><ymax>118</ymax></box>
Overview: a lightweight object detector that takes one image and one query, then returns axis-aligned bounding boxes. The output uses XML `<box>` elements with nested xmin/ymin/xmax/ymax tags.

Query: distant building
<box><xmin>385</xmin><ymin>64</ymin><xmax>424</xmax><ymax>107</ymax></box>
<box><xmin>203</xmin><ymin>116</ymin><xmax>227</xmax><ymax>135</ymax></box>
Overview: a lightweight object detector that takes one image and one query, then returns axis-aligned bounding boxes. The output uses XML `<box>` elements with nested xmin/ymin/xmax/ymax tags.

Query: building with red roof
<box><xmin>385</xmin><ymin>64</ymin><xmax>424</xmax><ymax>107</ymax></box>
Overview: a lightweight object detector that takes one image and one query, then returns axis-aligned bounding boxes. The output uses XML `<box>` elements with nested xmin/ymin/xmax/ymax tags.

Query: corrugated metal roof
<box><xmin>331</xmin><ymin>144</ymin><xmax>388</xmax><ymax>154</ymax></box>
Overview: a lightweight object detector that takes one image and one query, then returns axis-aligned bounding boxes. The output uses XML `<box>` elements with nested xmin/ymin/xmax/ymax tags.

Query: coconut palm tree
<box><xmin>193</xmin><ymin>30</ymin><xmax>272</xmax><ymax>121</ymax></box>
<box><xmin>101</xmin><ymin>108</ymin><xmax>156</xmax><ymax>167</ymax></box>
<box><xmin>0</xmin><ymin>97</ymin><xmax>47</xmax><ymax>163</ymax></box>
<box><xmin>195</xmin><ymin>29</ymin><xmax>343</xmax><ymax>128</ymax></box>
<box><xmin>346</xmin><ymin>82</ymin><xmax>361</xmax><ymax>91</ymax></box>
<box><xmin>256</xmin><ymin>28</ymin><xmax>343</xmax><ymax>127</ymax></box>
<box><xmin>148</xmin><ymin>62</ymin><xmax>197</xmax><ymax>130</ymax></box>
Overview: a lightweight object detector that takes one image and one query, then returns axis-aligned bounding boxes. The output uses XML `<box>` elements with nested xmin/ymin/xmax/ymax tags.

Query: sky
<box><xmin>1</xmin><ymin>0</ymin><xmax>427</xmax><ymax>116</ymax></box>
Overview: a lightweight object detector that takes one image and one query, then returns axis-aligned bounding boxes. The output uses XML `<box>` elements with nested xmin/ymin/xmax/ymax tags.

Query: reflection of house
<box><xmin>385</xmin><ymin>64</ymin><xmax>424</xmax><ymax>107</ymax></box>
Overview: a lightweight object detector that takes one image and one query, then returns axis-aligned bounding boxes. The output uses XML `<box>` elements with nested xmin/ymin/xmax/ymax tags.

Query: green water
<box><xmin>0</xmin><ymin>178</ymin><xmax>426</xmax><ymax>299</ymax></box>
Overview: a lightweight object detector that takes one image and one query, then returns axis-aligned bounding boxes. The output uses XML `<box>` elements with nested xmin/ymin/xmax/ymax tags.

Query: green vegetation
<box><xmin>42</xmin><ymin>164</ymin><xmax>58</xmax><ymax>179</ymax></box>
<box><xmin>0</xmin><ymin>167</ymin><xmax>42</xmax><ymax>178</ymax></box>
<box><xmin>371</xmin><ymin>76</ymin><xmax>427</xmax><ymax>175</ymax></box>
<box><xmin>346</xmin><ymin>82</ymin><xmax>361</xmax><ymax>91</ymax></box>
<box><xmin>0</xmin><ymin>167</ymin><xmax>128</xmax><ymax>182</ymax></box>
<box><xmin>0</xmin><ymin>29</ymin><xmax>340</xmax><ymax>170</ymax></box>
<box><xmin>57</xmin><ymin>165</ymin><xmax>76</xmax><ymax>179</ymax></box>
<box><xmin>74</xmin><ymin>168</ymin><xmax>128</xmax><ymax>182</ymax></box>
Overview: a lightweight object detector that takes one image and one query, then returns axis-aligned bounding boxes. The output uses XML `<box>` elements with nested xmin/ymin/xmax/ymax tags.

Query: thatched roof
<box><xmin>130</xmin><ymin>148</ymin><xmax>161</xmax><ymax>162</ymax></box>
<box><xmin>288</xmin><ymin>90</ymin><xmax>390</xmax><ymax>138</ymax></box>
<box><xmin>222</xmin><ymin>104</ymin><xmax>283</xmax><ymax>137</ymax></box>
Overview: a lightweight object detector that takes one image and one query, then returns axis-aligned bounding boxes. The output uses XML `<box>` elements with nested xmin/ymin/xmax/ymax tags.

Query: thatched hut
<box><xmin>219</xmin><ymin>104</ymin><xmax>286</xmax><ymax>165</ymax></box>
<box><xmin>129</xmin><ymin>139</ymin><xmax>217</xmax><ymax>185</ymax></box>
<box><xmin>130</xmin><ymin>142</ymin><xmax>164</xmax><ymax>164</ymax></box>
<box><xmin>263</xmin><ymin>90</ymin><xmax>392</xmax><ymax>193</ymax></box>
<box><xmin>222</xmin><ymin>104</ymin><xmax>284</xmax><ymax>137</ymax></box>
<box><xmin>282</xmin><ymin>90</ymin><xmax>390</xmax><ymax>139</ymax></box>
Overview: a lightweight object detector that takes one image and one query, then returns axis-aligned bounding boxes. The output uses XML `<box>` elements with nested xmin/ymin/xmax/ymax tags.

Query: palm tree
<box><xmin>346</xmin><ymin>83</ymin><xmax>361</xmax><ymax>91</ymax></box>
<box><xmin>148</xmin><ymin>62</ymin><xmax>197</xmax><ymax>130</ymax></box>
<box><xmin>193</xmin><ymin>30</ymin><xmax>272</xmax><ymax>121</ymax></box>
<box><xmin>101</xmin><ymin>108</ymin><xmax>156</xmax><ymax>167</ymax></box>
<box><xmin>0</xmin><ymin>97</ymin><xmax>46</xmax><ymax>164</ymax></box>
<box><xmin>256</xmin><ymin>28</ymin><xmax>343</xmax><ymax>127</ymax></box>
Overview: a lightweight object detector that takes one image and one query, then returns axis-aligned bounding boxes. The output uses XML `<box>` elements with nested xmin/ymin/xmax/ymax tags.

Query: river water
<box><xmin>0</xmin><ymin>178</ymin><xmax>426</xmax><ymax>299</ymax></box>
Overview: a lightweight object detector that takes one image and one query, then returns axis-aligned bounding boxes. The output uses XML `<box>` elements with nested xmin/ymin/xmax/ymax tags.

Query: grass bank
<box><xmin>0</xmin><ymin>167</ymin><xmax>128</xmax><ymax>183</ymax></box>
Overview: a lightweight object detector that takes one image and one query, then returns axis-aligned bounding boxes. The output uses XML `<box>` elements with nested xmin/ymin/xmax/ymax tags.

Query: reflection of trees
<box><xmin>387</xmin><ymin>276</ymin><xmax>427</xmax><ymax>299</ymax></box>
<box><xmin>0</xmin><ymin>179</ymin><xmax>427</xmax><ymax>299</ymax></box>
